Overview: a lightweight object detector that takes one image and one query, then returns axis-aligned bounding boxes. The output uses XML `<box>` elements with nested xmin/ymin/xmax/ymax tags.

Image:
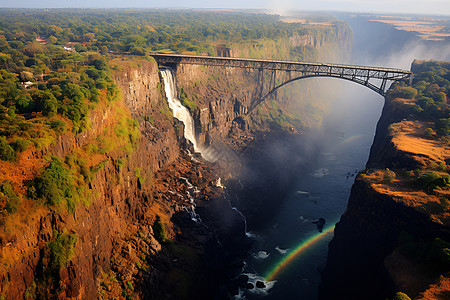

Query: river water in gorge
<box><xmin>235</xmin><ymin>15</ymin><xmax>450</xmax><ymax>298</ymax></box>
<box><xmin>237</xmin><ymin>83</ymin><xmax>384</xmax><ymax>299</ymax></box>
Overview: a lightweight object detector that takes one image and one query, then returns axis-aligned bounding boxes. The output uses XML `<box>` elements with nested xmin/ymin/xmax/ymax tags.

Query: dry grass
<box><xmin>370</xmin><ymin>18</ymin><xmax>450</xmax><ymax>41</ymax></box>
<box><xmin>391</xmin><ymin>121</ymin><xmax>450</xmax><ymax>164</ymax></box>
<box><xmin>0</xmin><ymin>147</ymin><xmax>45</xmax><ymax>195</ymax></box>
<box><xmin>361</xmin><ymin>117</ymin><xmax>450</xmax><ymax>225</ymax></box>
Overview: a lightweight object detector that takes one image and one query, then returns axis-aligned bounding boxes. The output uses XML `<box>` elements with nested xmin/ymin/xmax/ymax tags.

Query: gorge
<box><xmin>0</xmin><ymin>9</ymin><xmax>449</xmax><ymax>300</ymax></box>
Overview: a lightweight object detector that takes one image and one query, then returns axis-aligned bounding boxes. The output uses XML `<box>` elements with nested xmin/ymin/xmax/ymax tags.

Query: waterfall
<box><xmin>161</xmin><ymin>68</ymin><xmax>200</xmax><ymax>152</ymax></box>
<box><xmin>160</xmin><ymin>68</ymin><xmax>227</xmax><ymax>162</ymax></box>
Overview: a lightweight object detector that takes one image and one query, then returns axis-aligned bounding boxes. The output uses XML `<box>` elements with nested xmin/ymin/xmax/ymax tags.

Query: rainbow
<box><xmin>336</xmin><ymin>134</ymin><xmax>365</xmax><ymax>148</ymax></box>
<box><xmin>265</xmin><ymin>225</ymin><xmax>335</xmax><ymax>281</ymax></box>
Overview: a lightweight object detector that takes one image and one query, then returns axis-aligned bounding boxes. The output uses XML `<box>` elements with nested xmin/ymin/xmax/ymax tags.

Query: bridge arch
<box><xmin>249</xmin><ymin>74</ymin><xmax>390</xmax><ymax>112</ymax></box>
<box><xmin>151</xmin><ymin>53</ymin><xmax>412</xmax><ymax>112</ymax></box>
<box><xmin>256</xmin><ymin>73</ymin><xmax>389</xmax><ymax>109</ymax></box>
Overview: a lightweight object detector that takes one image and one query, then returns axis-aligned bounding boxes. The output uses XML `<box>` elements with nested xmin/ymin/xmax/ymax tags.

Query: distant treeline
<box><xmin>0</xmin><ymin>9</ymin><xmax>345</xmax><ymax>55</ymax></box>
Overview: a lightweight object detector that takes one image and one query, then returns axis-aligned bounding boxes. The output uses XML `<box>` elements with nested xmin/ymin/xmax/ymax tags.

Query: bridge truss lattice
<box><xmin>151</xmin><ymin>53</ymin><xmax>412</xmax><ymax>100</ymax></box>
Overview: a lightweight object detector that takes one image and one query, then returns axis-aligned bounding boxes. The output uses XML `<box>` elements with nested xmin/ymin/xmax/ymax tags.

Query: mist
<box><xmin>341</xmin><ymin>14</ymin><xmax>450</xmax><ymax>68</ymax></box>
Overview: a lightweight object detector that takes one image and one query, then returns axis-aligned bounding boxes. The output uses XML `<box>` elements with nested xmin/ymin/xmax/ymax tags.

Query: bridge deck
<box><xmin>150</xmin><ymin>52</ymin><xmax>412</xmax><ymax>81</ymax></box>
<box><xmin>150</xmin><ymin>52</ymin><xmax>413</xmax><ymax>96</ymax></box>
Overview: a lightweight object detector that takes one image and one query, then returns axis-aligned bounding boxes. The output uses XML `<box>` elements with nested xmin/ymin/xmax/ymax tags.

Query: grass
<box><xmin>97</xmin><ymin>106</ymin><xmax>140</xmax><ymax>155</ymax></box>
<box><xmin>179</xmin><ymin>88</ymin><xmax>197</xmax><ymax>112</ymax></box>
<box><xmin>152</xmin><ymin>215</ymin><xmax>169</xmax><ymax>243</ymax></box>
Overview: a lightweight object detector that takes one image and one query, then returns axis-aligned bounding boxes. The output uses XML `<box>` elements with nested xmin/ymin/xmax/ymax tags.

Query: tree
<box><xmin>435</xmin><ymin>118</ymin><xmax>450</xmax><ymax>137</ymax></box>
<box><xmin>48</xmin><ymin>36</ymin><xmax>57</xmax><ymax>44</ymax></box>
<box><xmin>23</xmin><ymin>42</ymin><xmax>44</xmax><ymax>57</ymax></box>
<box><xmin>37</xmin><ymin>91</ymin><xmax>58</xmax><ymax>117</ymax></box>
<box><xmin>0</xmin><ymin>137</ymin><xmax>15</xmax><ymax>162</ymax></box>
<box><xmin>33</xmin><ymin>157</ymin><xmax>72</xmax><ymax>206</ymax></box>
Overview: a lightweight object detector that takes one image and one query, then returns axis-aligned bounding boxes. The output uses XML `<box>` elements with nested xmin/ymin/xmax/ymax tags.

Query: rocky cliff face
<box><xmin>320</xmin><ymin>88</ymin><xmax>450</xmax><ymax>299</ymax></box>
<box><xmin>0</xmin><ymin>59</ymin><xmax>240</xmax><ymax>299</ymax></box>
<box><xmin>0</xmin><ymin>22</ymin><xmax>354</xmax><ymax>299</ymax></box>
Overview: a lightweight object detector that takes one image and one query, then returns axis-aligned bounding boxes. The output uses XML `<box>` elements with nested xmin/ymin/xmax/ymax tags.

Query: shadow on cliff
<box><xmin>138</xmin><ymin>197</ymin><xmax>249</xmax><ymax>299</ymax></box>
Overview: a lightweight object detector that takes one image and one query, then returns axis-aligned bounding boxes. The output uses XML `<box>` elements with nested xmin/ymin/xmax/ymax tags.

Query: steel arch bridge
<box><xmin>151</xmin><ymin>53</ymin><xmax>413</xmax><ymax>107</ymax></box>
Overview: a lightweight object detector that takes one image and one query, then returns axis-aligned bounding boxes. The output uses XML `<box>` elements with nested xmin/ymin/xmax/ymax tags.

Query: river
<box><xmin>237</xmin><ymin>82</ymin><xmax>384</xmax><ymax>299</ymax></box>
<box><xmin>235</xmin><ymin>14</ymin><xmax>450</xmax><ymax>299</ymax></box>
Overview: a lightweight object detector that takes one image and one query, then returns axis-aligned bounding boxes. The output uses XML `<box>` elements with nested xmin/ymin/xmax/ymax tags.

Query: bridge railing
<box><xmin>150</xmin><ymin>52</ymin><xmax>413</xmax><ymax>97</ymax></box>
<box><xmin>150</xmin><ymin>52</ymin><xmax>412</xmax><ymax>80</ymax></box>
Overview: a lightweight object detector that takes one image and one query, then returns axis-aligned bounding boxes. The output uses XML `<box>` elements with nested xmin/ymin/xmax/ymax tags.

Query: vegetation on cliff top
<box><xmin>388</xmin><ymin>60</ymin><xmax>450</xmax><ymax>139</ymax></box>
<box><xmin>370</xmin><ymin>61</ymin><xmax>450</xmax><ymax>209</ymax></box>
<box><xmin>0</xmin><ymin>9</ymin><xmax>146</xmax><ymax>217</ymax></box>
<box><xmin>359</xmin><ymin>60</ymin><xmax>450</xmax><ymax>299</ymax></box>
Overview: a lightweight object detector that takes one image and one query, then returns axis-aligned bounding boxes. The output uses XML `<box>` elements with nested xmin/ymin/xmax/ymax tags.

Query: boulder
<box><xmin>256</xmin><ymin>281</ymin><xmax>266</xmax><ymax>288</ymax></box>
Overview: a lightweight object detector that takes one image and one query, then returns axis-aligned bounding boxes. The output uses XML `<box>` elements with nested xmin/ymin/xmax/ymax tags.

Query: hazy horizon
<box><xmin>1</xmin><ymin>0</ymin><xmax>450</xmax><ymax>17</ymax></box>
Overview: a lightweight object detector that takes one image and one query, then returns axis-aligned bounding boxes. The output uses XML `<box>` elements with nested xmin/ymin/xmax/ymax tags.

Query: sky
<box><xmin>0</xmin><ymin>0</ymin><xmax>449</xmax><ymax>16</ymax></box>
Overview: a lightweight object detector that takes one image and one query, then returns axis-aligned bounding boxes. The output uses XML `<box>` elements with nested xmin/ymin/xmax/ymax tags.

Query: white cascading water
<box><xmin>161</xmin><ymin>69</ymin><xmax>200</xmax><ymax>152</ymax></box>
<box><xmin>160</xmin><ymin>68</ymin><xmax>227</xmax><ymax>162</ymax></box>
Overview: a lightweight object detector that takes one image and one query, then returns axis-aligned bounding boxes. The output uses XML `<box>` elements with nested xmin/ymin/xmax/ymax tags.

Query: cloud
<box><xmin>265</xmin><ymin>0</ymin><xmax>295</xmax><ymax>16</ymax></box>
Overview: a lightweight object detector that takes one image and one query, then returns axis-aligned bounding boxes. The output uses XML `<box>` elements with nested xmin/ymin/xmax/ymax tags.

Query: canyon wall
<box><xmin>0</xmin><ymin>59</ymin><xmax>181</xmax><ymax>298</ymax></box>
<box><xmin>173</xmin><ymin>23</ymin><xmax>353</xmax><ymax>227</ymax></box>
<box><xmin>175</xmin><ymin>23</ymin><xmax>353</xmax><ymax>152</ymax></box>
<box><xmin>0</xmin><ymin>21</ymin><xmax>353</xmax><ymax>299</ymax></box>
<box><xmin>319</xmin><ymin>73</ymin><xmax>450</xmax><ymax>299</ymax></box>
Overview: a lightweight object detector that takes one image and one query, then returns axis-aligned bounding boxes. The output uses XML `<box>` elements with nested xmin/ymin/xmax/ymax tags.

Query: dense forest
<box><xmin>0</xmin><ymin>9</ymin><xmax>344</xmax><ymax>55</ymax></box>
<box><xmin>0</xmin><ymin>9</ymin><xmax>345</xmax><ymax>169</ymax></box>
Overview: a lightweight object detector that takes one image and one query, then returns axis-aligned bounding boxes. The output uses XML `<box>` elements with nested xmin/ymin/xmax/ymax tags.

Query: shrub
<box><xmin>7</xmin><ymin>106</ymin><xmax>16</xmax><ymax>118</ymax></box>
<box><xmin>179</xmin><ymin>88</ymin><xmax>197</xmax><ymax>111</ymax></box>
<box><xmin>152</xmin><ymin>215</ymin><xmax>168</xmax><ymax>243</ymax></box>
<box><xmin>11</xmin><ymin>138</ymin><xmax>32</xmax><ymax>153</ymax></box>
<box><xmin>416</xmin><ymin>171</ymin><xmax>450</xmax><ymax>192</ymax></box>
<box><xmin>393</xmin><ymin>292</ymin><xmax>411</xmax><ymax>300</ymax></box>
<box><xmin>32</xmin><ymin>157</ymin><xmax>75</xmax><ymax>210</ymax></box>
<box><xmin>424</xmin><ymin>128</ymin><xmax>435</xmax><ymax>138</ymax></box>
<box><xmin>435</xmin><ymin>118</ymin><xmax>450</xmax><ymax>137</ymax></box>
<box><xmin>126</xmin><ymin>281</ymin><xmax>134</xmax><ymax>291</ymax></box>
<box><xmin>0</xmin><ymin>181</ymin><xmax>20</xmax><ymax>214</ymax></box>
<box><xmin>135</xmin><ymin>168</ymin><xmax>144</xmax><ymax>187</ymax></box>
<box><xmin>383</xmin><ymin>168</ymin><xmax>396</xmax><ymax>183</ymax></box>
<box><xmin>24</xmin><ymin>282</ymin><xmax>37</xmax><ymax>300</ymax></box>
<box><xmin>47</xmin><ymin>119</ymin><xmax>66</xmax><ymax>132</ymax></box>
<box><xmin>47</xmin><ymin>229</ymin><xmax>77</xmax><ymax>269</ymax></box>
<box><xmin>426</xmin><ymin>238</ymin><xmax>450</xmax><ymax>267</ymax></box>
